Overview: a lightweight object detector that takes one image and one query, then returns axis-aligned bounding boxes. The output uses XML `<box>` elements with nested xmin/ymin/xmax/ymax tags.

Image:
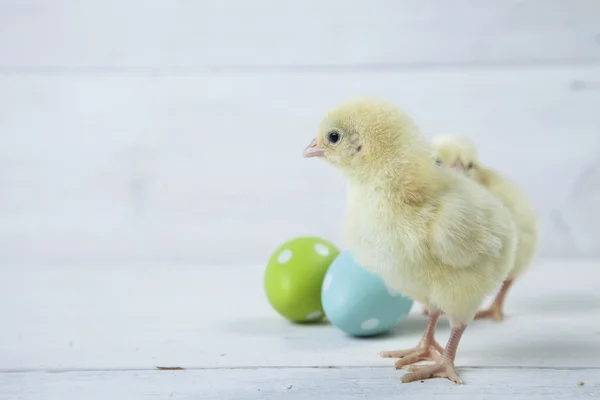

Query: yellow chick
<box><xmin>432</xmin><ymin>134</ymin><xmax>539</xmax><ymax>321</ymax></box>
<box><xmin>303</xmin><ymin>98</ymin><xmax>517</xmax><ymax>384</ymax></box>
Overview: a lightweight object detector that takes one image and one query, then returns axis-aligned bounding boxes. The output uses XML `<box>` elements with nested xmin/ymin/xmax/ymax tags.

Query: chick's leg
<box><xmin>401</xmin><ymin>322</ymin><xmax>466</xmax><ymax>384</ymax></box>
<box><xmin>475</xmin><ymin>279</ymin><xmax>513</xmax><ymax>322</ymax></box>
<box><xmin>380</xmin><ymin>309</ymin><xmax>444</xmax><ymax>368</ymax></box>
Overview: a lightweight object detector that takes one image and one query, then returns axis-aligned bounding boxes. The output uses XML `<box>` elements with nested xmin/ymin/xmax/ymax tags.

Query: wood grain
<box><xmin>1</xmin><ymin>0</ymin><xmax>598</xmax><ymax>69</ymax></box>
<box><xmin>0</xmin><ymin>367</ymin><xmax>598</xmax><ymax>399</ymax></box>
<box><xmin>1</xmin><ymin>260</ymin><xmax>598</xmax><ymax>398</ymax></box>
<box><xmin>1</xmin><ymin>260</ymin><xmax>598</xmax><ymax>371</ymax></box>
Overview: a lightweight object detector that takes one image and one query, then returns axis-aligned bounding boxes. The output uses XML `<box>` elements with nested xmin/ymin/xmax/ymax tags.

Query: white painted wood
<box><xmin>1</xmin><ymin>0</ymin><xmax>598</xmax><ymax>69</ymax></box>
<box><xmin>1</xmin><ymin>259</ymin><xmax>598</xmax><ymax>372</ymax></box>
<box><xmin>0</xmin><ymin>367</ymin><xmax>598</xmax><ymax>399</ymax></box>
<box><xmin>1</xmin><ymin>67</ymin><xmax>600</xmax><ymax>264</ymax></box>
<box><xmin>1</xmin><ymin>259</ymin><xmax>599</xmax><ymax>398</ymax></box>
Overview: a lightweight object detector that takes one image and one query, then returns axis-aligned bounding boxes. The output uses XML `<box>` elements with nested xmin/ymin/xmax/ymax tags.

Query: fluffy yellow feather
<box><xmin>303</xmin><ymin>98</ymin><xmax>517</xmax><ymax>384</ymax></box>
<box><xmin>432</xmin><ymin>134</ymin><xmax>539</xmax><ymax>321</ymax></box>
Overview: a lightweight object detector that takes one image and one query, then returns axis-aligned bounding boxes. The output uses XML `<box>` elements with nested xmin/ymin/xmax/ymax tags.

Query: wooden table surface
<box><xmin>1</xmin><ymin>259</ymin><xmax>599</xmax><ymax>399</ymax></box>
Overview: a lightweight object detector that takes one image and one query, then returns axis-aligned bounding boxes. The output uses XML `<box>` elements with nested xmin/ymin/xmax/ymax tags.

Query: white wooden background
<box><xmin>1</xmin><ymin>0</ymin><xmax>600</xmax><ymax>266</ymax></box>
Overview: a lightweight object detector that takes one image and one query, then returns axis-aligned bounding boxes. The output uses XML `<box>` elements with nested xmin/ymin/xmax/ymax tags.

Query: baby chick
<box><xmin>303</xmin><ymin>98</ymin><xmax>517</xmax><ymax>384</ymax></box>
<box><xmin>432</xmin><ymin>134</ymin><xmax>539</xmax><ymax>321</ymax></box>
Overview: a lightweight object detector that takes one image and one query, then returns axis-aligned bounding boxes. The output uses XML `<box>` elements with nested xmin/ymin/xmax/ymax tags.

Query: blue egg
<box><xmin>321</xmin><ymin>251</ymin><xmax>414</xmax><ymax>337</ymax></box>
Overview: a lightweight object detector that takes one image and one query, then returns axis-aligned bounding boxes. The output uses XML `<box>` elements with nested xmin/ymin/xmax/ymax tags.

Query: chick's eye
<box><xmin>327</xmin><ymin>131</ymin><xmax>341</xmax><ymax>145</ymax></box>
<box><xmin>467</xmin><ymin>162</ymin><xmax>474</xmax><ymax>169</ymax></box>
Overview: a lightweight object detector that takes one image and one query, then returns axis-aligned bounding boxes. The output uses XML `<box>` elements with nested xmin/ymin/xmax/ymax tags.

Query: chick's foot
<box><xmin>474</xmin><ymin>305</ymin><xmax>503</xmax><ymax>321</ymax></box>
<box><xmin>380</xmin><ymin>309</ymin><xmax>443</xmax><ymax>368</ymax></box>
<box><xmin>401</xmin><ymin>360</ymin><xmax>462</xmax><ymax>384</ymax></box>
<box><xmin>380</xmin><ymin>341</ymin><xmax>444</xmax><ymax>369</ymax></box>
<box><xmin>474</xmin><ymin>279</ymin><xmax>513</xmax><ymax>322</ymax></box>
<box><xmin>400</xmin><ymin>323</ymin><xmax>466</xmax><ymax>384</ymax></box>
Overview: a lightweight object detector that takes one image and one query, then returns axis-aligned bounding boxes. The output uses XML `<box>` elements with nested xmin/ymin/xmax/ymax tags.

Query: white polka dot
<box><xmin>322</xmin><ymin>274</ymin><xmax>333</xmax><ymax>292</ymax></box>
<box><xmin>277</xmin><ymin>249</ymin><xmax>292</xmax><ymax>264</ymax></box>
<box><xmin>387</xmin><ymin>287</ymin><xmax>399</xmax><ymax>297</ymax></box>
<box><xmin>306</xmin><ymin>311</ymin><xmax>323</xmax><ymax>321</ymax></box>
<box><xmin>314</xmin><ymin>243</ymin><xmax>330</xmax><ymax>256</ymax></box>
<box><xmin>361</xmin><ymin>318</ymin><xmax>380</xmax><ymax>330</ymax></box>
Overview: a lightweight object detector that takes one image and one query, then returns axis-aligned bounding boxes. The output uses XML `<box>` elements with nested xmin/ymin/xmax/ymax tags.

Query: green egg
<box><xmin>264</xmin><ymin>236</ymin><xmax>340</xmax><ymax>323</ymax></box>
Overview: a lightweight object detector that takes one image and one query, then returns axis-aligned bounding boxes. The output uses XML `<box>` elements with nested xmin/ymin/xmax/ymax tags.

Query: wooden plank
<box><xmin>0</xmin><ymin>0</ymin><xmax>599</xmax><ymax>68</ymax></box>
<box><xmin>1</xmin><ymin>260</ymin><xmax>599</xmax><ymax>371</ymax></box>
<box><xmin>0</xmin><ymin>367</ymin><xmax>598</xmax><ymax>399</ymax></box>
<box><xmin>1</xmin><ymin>66</ymin><xmax>600</xmax><ymax>263</ymax></box>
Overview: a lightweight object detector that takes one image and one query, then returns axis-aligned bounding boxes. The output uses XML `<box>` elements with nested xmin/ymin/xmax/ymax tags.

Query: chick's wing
<box><xmin>428</xmin><ymin>192</ymin><xmax>503</xmax><ymax>269</ymax></box>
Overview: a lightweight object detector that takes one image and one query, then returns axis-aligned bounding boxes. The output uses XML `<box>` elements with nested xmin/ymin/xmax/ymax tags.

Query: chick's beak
<box><xmin>450</xmin><ymin>160</ymin><xmax>465</xmax><ymax>172</ymax></box>
<box><xmin>303</xmin><ymin>138</ymin><xmax>326</xmax><ymax>158</ymax></box>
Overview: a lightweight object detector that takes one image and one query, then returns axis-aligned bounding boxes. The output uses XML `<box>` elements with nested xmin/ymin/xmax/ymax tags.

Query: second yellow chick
<box><xmin>432</xmin><ymin>134</ymin><xmax>539</xmax><ymax>321</ymax></box>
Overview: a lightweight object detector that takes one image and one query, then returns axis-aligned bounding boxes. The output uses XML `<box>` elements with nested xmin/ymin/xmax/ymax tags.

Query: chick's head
<box><xmin>303</xmin><ymin>97</ymin><xmax>431</xmax><ymax>182</ymax></box>
<box><xmin>432</xmin><ymin>134</ymin><xmax>480</xmax><ymax>180</ymax></box>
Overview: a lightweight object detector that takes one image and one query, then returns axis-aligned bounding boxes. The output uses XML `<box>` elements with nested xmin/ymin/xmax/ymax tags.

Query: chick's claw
<box><xmin>401</xmin><ymin>361</ymin><xmax>462</xmax><ymax>384</ymax></box>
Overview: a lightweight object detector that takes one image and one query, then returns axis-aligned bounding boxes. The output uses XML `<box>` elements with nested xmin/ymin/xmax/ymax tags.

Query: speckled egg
<box><xmin>321</xmin><ymin>251</ymin><xmax>414</xmax><ymax>337</ymax></box>
<box><xmin>264</xmin><ymin>236</ymin><xmax>339</xmax><ymax>323</ymax></box>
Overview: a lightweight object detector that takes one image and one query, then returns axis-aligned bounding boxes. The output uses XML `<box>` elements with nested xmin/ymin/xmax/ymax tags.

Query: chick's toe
<box><xmin>401</xmin><ymin>361</ymin><xmax>462</xmax><ymax>384</ymax></box>
<box><xmin>474</xmin><ymin>306</ymin><xmax>504</xmax><ymax>322</ymax></box>
<box><xmin>380</xmin><ymin>342</ymin><xmax>444</xmax><ymax>369</ymax></box>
